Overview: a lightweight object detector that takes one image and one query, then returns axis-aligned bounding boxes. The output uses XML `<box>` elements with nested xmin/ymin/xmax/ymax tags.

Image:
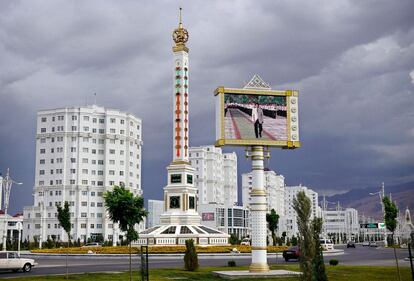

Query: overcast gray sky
<box><xmin>1</xmin><ymin>0</ymin><xmax>413</xmax><ymax>214</ymax></box>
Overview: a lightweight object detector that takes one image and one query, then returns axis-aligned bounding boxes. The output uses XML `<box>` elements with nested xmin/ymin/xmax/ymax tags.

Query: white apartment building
<box><xmin>283</xmin><ymin>185</ymin><xmax>319</xmax><ymax>237</ymax></box>
<box><xmin>223</xmin><ymin>153</ymin><xmax>238</xmax><ymax>206</ymax></box>
<box><xmin>189</xmin><ymin>146</ymin><xmax>237</xmax><ymax>206</ymax></box>
<box><xmin>242</xmin><ymin>169</ymin><xmax>285</xmax><ymax>216</ymax></box>
<box><xmin>23</xmin><ymin>105</ymin><xmax>143</xmax><ymax>244</ymax></box>
<box><xmin>322</xmin><ymin>208</ymin><xmax>359</xmax><ymax>242</ymax></box>
<box><xmin>147</xmin><ymin>200</ymin><xmax>164</xmax><ymax>228</ymax></box>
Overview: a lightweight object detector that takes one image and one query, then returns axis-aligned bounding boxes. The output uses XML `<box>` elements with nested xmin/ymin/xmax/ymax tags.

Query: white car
<box><xmin>319</xmin><ymin>239</ymin><xmax>334</xmax><ymax>251</ymax></box>
<box><xmin>0</xmin><ymin>252</ymin><xmax>37</xmax><ymax>272</ymax></box>
<box><xmin>240</xmin><ymin>238</ymin><xmax>251</xmax><ymax>246</ymax></box>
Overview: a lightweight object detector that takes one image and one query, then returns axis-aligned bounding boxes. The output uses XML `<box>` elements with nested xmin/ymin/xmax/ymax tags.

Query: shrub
<box><xmin>228</xmin><ymin>260</ymin><xmax>236</xmax><ymax>267</ymax></box>
<box><xmin>184</xmin><ymin>239</ymin><xmax>198</xmax><ymax>271</ymax></box>
<box><xmin>329</xmin><ymin>259</ymin><xmax>339</xmax><ymax>266</ymax></box>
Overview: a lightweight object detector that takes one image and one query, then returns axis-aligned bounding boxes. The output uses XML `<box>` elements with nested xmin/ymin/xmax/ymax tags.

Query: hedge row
<box><xmin>32</xmin><ymin>245</ymin><xmax>287</xmax><ymax>254</ymax></box>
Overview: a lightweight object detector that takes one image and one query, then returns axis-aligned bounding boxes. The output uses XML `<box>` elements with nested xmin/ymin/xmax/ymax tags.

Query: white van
<box><xmin>319</xmin><ymin>238</ymin><xmax>334</xmax><ymax>251</ymax></box>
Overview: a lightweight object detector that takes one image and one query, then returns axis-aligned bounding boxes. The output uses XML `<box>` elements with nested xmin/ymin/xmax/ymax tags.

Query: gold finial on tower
<box><xmin>172</xmin><ymin>7</ymin><xmax>189</xmax><ymax>52</ymax></box>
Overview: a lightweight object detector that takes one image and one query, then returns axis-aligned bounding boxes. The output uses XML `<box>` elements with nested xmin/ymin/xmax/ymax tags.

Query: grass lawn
<box><xmin>7</xmin><ymin>265</ymin><xmax>412</xmax><ymax>281</ymax></box>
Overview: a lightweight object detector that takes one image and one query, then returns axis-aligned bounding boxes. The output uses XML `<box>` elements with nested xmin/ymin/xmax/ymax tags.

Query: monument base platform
<box><xmin>135</xmin><ymin>224</ymin><xmax>229</xmax><ymax>246</ymax></box>
<box><xmin>212</xmin><ymin>270</ymin><xmax>301</xmax><ymax>279</ymax></box>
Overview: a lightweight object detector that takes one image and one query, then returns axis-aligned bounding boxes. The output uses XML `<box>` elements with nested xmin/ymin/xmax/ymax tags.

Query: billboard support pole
<box><xmin>248</xmin><ymin>146</ymin><xmax>270</xmax><ymax>272</ymax></box>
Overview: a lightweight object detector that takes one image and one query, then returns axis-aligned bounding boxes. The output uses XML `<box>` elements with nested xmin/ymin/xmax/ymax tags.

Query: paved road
<box><xmin>0</xmin><ymin>245</ymin><xmax>412</xmax><ymax>278</ymax></box>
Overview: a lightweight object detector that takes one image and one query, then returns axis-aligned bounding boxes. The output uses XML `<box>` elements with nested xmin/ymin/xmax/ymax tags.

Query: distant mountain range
<box><xmin>321</xmin><ymin>181</ymin><xmax>414</xmax><ymax>219</ymax></box>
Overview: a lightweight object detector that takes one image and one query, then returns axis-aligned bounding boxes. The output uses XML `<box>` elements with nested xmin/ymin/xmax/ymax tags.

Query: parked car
<box><xmin>0</xmin><ymin>252</ymin><xmax>37</xmax><ymax>272</ymax></box>
<box><xmin>82</xmin><ymin>242</ymin><xmax>102</xmax><ymax>247</ymax></box>
<box><xmin>362</xmin><ymin>241</ymin><xmax>370</xmax><ymax>247</ymax></box>
<box><xmin>347</xmin><ymin>241</ymin><xmax>356</xmax><ymax>248</ymax></box>
<box><xmin>319</xmin><ymin>238</ymin><xmax>334</xmax><ymax>251</ymax></box>
<box><xmin>240</xmin><ymin>238</ymin><xmax>251</xmax><ymax>246</ymax></box>
<box><xmin>369</xmin><ymin>241</ymin><xmax>378</xmax><ymax>247</ymax></box>
<box><xmin>282</xmin><ymin>246</ymin><xmax>300</xmax><ymax>261</ymax></box>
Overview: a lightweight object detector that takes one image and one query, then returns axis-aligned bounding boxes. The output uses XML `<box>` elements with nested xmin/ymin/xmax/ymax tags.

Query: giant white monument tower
<box><xmin>137</xmin><ymin>9</ymin><xmax>228</xmax><ymax>245</ymax></box>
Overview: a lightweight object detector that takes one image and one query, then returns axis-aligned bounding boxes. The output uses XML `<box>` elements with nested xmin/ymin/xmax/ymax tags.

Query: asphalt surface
<box><xmin>0</xmin><ymin>245</ymin><xmax>412</xmax><ymax>278</ymax></box>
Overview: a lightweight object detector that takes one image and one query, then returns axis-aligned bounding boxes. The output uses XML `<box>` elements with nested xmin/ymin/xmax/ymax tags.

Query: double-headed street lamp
<box><xmin>1</xmin><ymin>168</ymin><xmax>23</xmax><ymax>251</ymax></box>
<box><xmin>369</xmin><ymin>182</ymin><xmax>387</xmax><ymax>246</ymax></box>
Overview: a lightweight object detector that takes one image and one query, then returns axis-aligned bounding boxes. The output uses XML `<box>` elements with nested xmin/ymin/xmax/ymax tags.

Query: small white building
<box><xmin>147</xmin><ymin>200</ymin><xmax>164</xmax><ymax>228</ymax></box>
<box><xmin>189</xmin><ymin>145</ymin><xmax>237</xmax><ymax>207</ymax></box>
<box><xmin>322</xmin><ymin>208</ymin><xmax>359</xmax><ymax>242</ymax></box>
<box><xmin>199</xmin><ymin>203</ymin><xmax>250</xmax><ymax>239</ymax></box>
<box><xmin>23</xmin><ymin>105</ymin><xmax>144</xmax><ymax>244</ymax></box>
<box><xmin>0</xmin><ymin>212</ymin><xmax>23</xmax><ymax>246</ymax></box>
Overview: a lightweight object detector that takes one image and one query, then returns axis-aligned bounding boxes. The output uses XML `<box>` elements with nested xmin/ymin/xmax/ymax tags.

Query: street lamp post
<box><xmin>1</xmin><ymin>168</ymin><xmax>23</xmax><ymax>251</ymax></box>
<box><xmin>369</xmin><ymin>182</ymin><xmax>387</xmax><ymax>246</ymax></box>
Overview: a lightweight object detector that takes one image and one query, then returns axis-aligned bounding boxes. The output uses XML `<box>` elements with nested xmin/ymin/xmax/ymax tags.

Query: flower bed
<box><xmin>31</xmin><ymin>245</ymin><xmax>288</xmax><ymax>254</ymax></box>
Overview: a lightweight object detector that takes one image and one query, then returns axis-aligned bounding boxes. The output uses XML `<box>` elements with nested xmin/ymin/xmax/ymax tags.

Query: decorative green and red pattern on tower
<box><xmin>172</xmin><ymin>8</ymin><xmax>190</xmax><ymax>163</ymax></box>
<box><xmin>175</xmin><ymin>66</ymin><xmax>182</xmax><ymax>158</ymax></box>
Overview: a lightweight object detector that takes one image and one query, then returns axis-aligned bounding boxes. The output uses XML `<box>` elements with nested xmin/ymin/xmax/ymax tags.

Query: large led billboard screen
<box><xmin>215</xmin><ymin>87</ymin><xmax>300</xmax><ymax>148</ymax></box>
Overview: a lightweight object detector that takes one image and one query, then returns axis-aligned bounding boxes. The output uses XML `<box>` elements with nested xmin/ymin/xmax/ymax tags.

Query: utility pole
<box><xmin>1</xmin><ymin>168</ymin><xmax>23</xmax><ymax>251</ymax></box>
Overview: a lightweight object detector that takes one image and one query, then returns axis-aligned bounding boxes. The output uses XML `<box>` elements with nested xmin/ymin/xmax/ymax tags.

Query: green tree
<box><xmin>266</xmin><ymin>209</ymin><xmax>279</xmax><ymax>246</ymax></box>
<box><xmin>311</xmin><ymin>218</ymin><xmax>327</xmax><ymax>281</ymax></box>
<box><xmin>184</xmin><ymin>239</ymin><xmax>199</xmax><ymax>271</ymax></box>
<box><xmin>57</xmin><ymin>201</ymin><xmax>71</xmax><ymax>279</ymax></box>
<box><xmin>293</xmin><ymin>191</ymin><xmax>314</xmax><ymax>281</ymax></box>
<box><xmin>229</xmin><ymin>234</ymin><xmax>240</xmax><ymax>245</ymax></box>
<box><xmin>104</xmin><ymin>185</ymin><xmax>147</xmax><ymax>281</ymax></box>
<box><xmin>281</xmin><ymin>231</ymin><xmax>287</xmax><ymax>244</ymax></box>
<box><xmin>383</xmin><ymin>196</ymin><xmax>401</xmax><ymax>281</ymax></box>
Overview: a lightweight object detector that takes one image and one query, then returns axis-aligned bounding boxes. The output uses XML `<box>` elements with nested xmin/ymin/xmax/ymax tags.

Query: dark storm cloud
<box><xmin>0</xmin><ymin>0</ymin><xmax>413</xmax><ymax>213</ymax></box>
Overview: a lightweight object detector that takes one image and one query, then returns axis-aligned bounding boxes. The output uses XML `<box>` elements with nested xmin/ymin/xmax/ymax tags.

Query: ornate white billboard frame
<box><xmin>214</xmin><ymin>87</ymin><xmax>300</xmax><ymax>149</ymax></box>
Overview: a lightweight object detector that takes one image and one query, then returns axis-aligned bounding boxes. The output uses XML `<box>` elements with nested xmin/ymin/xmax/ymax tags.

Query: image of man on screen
<box><xmin>251</xmin><ymin>103</ymin><xmax>264</xmax><ymax>138</ymax></box>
